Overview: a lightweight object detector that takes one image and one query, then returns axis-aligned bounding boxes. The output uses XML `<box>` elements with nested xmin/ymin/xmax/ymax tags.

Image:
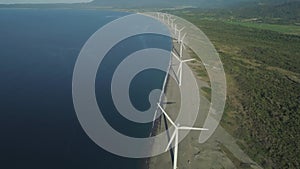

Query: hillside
<box><xmin>169</xmin><ymin>5</ymin><xmax>300</xmax><ymax>168</ymax></box>
<box><xmin>2</xmin><ymin>0</ymin><xmax>299</xmax><ymax>12</ymax></box>
<box><xmin>232</xmin><ymin>0</ymin><xmax>300</xmax><ymax>24</ymax></box>
<box><xmin>176</xmin><ymin>0</ymin><xmax>300</xmax><ymax>25</ymax></box>
<box><xmin>89</xmin><ymin>0</ymin><xmax>253</xmax><ymax>8</ymax></box>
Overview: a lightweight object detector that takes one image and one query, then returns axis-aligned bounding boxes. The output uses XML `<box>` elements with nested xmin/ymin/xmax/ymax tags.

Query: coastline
<box><xmin>146</xmin><ymin>42</ymin><xmax>263</xmax><ymax>169</ymax></box>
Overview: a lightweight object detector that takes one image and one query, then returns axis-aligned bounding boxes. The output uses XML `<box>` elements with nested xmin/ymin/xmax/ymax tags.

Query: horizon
<box><xmin>0</xmin><ymin>0</ymin><xmax>92</xmax><ymax>4</ymax></box>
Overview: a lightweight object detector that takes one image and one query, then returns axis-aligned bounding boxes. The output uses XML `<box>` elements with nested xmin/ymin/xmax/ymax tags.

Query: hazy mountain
<box><xmin>89</xmin><ymin>0</ymin><xmax>254</xmax><ymax>8</ymax></box>
<box><xmin>230</xmin><ymin>0</ymin><xmax>300</xmax><ymax>24</ymax></box>
<box><xmin>1</xmin><ymin>0</ymin><xmax>299</xmax><ymax>10</ymax></box>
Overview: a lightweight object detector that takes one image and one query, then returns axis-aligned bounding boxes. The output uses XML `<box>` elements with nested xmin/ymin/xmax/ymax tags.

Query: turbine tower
<box><xmin>157</xmin><ymin>103</ymin><xmax>208</xmax><ymax>169</ymax></box>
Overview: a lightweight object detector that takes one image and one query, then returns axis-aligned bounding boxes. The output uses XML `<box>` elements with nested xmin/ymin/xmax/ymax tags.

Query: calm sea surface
<box><xmin>0</xmin><ymin>9</ymin><xmax>171</xmax><ymax>169</ymax></box>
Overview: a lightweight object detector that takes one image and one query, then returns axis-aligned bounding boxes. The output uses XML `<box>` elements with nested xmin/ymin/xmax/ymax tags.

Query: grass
<box><xmin>225</xmin><ymin>21</ymin><xmax>300</xmax><ymax>36</ymax></box>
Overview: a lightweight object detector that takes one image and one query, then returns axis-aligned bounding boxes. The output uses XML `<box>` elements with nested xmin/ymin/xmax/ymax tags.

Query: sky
<box><xmin>0</xmin><ymin>0</ymin><xmax>93</xmax><ymax>4</ymax></box>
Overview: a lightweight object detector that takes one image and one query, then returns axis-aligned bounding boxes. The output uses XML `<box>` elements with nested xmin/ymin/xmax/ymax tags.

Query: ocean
<box><xmin>0</xmin><ymin>8</ymin><xmax>171</xmax><ymax>169</ymax></box>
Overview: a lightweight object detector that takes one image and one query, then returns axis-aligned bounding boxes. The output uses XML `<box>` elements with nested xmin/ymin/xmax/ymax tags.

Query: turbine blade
<box><xmin>182</xmin><ymin>43</ymin><xmax>186</xmax><ymax>50</ymax></box>
<box><xmin>176</xmin><ymin>62</ymin><xmax>182</xmax><ymax>78</ymax></box>
<box><xmin>179</xmin><ymin>126</ymin><xmax>209</xmax><ymax>131</ymax></box>
<box><xmin>165</xmin><ymin>131</ymin><xmax>177</xmax><ymax>152</ymax></box>
<box><xmin>157</xmin><ymin>103</ymin><xmax>176</xmax><ymax>127</ymax></box>
<box><xmin>179</xmin><ymin>63</ymin><xmax>182</xmax><ymax>86</ymax></box>
<box><xmin>180</xmin><ymin>43</ymin><xmax>183</xmax><ymax>57</ymax></box>
<box><xmin>182</xmin><ymin>59</ymin><xmax>195</xmax><ymax>63</ymax></box>
<box><xmin>171</xmin><ymin>52</ymin><xmax>181</xmax><ymax>62</ymax></box>
<box><xmin>181</xmin><ymin>33</ymin><xmax>187</xmax><ymax>42</ymax></box>
<box><xmin>152</xmin><ymin>109</ymin><xmax>158</xmax><ymax>123</ymax></box>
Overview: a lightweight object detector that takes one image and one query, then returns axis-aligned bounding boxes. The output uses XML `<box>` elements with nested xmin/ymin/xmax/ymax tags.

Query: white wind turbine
<box><xmin>165</xmin><ymin>14</ymin><xmax>171</xmax><ymax>25</ymax></box>
<box><xmin>157</xmin><ymin>103</ymin><xmax>208</xmax><ymax>169</ymax></box>
<box><xmin>176</xmin><ymin>26</ymin><xmax>185</xmax><ymax>43</ymax></box>
<box><xmin>170</xmin><ymin>18</ymin><xmax>176</xmax><ymax>28</ymax></box>
<box><xmin>157</xmin><ymin>13</ymin><xmax>164</xmax><ymax>22</ymax></box>
<box><xmin>162</xmin><ymin>14</ymin><xmax>165</xmax><ymax>22</ymax></box>
<box><xmin>171</xmin><ymin>51</ymin><xmax>195</xmax><ymax>86</ymax></box>
<box><xmin>171</xmin><ymin>33</ymin><xmax>194</xmax><ymax>86</ymax></box>
<box><xmin>173</xmin><ymin>24</ymin><xmax>177</xmax><ymax>35</ymax></box>
<box><xmin>179</xmin><ymin>33</ymin><xmax>187</xmax><ymax>58</ymax></box>
<box><xmin>156</xmin><ymin>12</ymin><xmax>160</xmax><ymax>20</ymax></box>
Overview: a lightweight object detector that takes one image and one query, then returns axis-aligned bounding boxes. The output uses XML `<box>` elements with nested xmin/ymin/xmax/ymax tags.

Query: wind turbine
<box><xmin>157</xmin><ymin>13</ymin><xmax>164</xmax><ymax>22</ymax></box>
<box><xmin>157</xmin><ymin>103</ymin><xmax>208</xmax><ymax>169</ymax></box>
<box><xmin>156</xmin><ymin>12</ymin><xmax>160</xmax><ymax>20</ymax></box>
<box><xmin>170</xmin><ymin>18</ymin><xmax>176</xmax><ymax>28</ymax></box>
<box><xmin>172</xmin><ymin>33</ymin><xmax>194</xmax><ymax>87</ymax></box>
<box><xmin>179</xmin><ymin>33</ymin><xmax>187</xmax><ymax>58</ymax></box>
<box><xmin>171</xmin><ymin>51</ymin><xmax>195</xmax><ymax>86</ymax></box>
<box><xmin>165</xmin><ymin>14</ymin><xmax>171</xmax><ymax>25</ymax></box>
<box><xmin>172</xmin><ymin>24</ymin><xmax>177</xmax><ymax>37</ymax></box>
<box><xmin>177</xmin><ymin>26</ymin><xmax>185</xmax><ymax>43</ymax></box>
<box><xmin>161</xmin><ymin>14</ymin><xmax>165</xmax><ymax>22</ymax></box>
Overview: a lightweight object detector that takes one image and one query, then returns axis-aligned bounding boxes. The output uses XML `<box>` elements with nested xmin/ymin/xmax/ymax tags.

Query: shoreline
<box><xmin>146</xmin><ymin>42</ymin><xmax>263</xmax><ymax>169</ymax></box>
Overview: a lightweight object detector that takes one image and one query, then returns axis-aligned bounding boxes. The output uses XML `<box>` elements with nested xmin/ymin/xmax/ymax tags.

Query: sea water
<box><xmin>0</xmin><ymin>9</ymin><xmax>171</xmax><ymax>169</ymax></box>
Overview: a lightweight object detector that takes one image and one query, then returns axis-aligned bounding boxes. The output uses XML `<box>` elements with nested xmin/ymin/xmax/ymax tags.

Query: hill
<box><xmin>232</xmin><ymin>0</ymin><xmax>300</xmax><ymax>24</ymax></box>
<box><xmin>175</xmin><ymin>0</ymin><xmax>300</xmax><ymax>25</ymax></box>
<box><xmin>2</xmin><ymin>0</ymin><xmax>299</xmax><ymax>12</ymax></box>
<box><xmin>89</xmin><ymin>0</ymin><xmax>253</xmax><ymax>8</ymax></box>
<box><xmin>0</xmin><ymin>0</ymin><xmax>254</xmax><ymax>9</ymax></box>
<box><xmin>168</xmin><ymin>3</ymin><xmax>300</xmax><ymax>168</ymax></box>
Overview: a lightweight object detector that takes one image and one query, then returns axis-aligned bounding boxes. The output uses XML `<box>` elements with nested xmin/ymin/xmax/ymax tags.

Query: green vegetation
<box><xmin>168</xmin><ymin>1</ymin><xmax>300</xmax><ymax>25</ymax></box>
<box><xmin>169</xmin><ymin>7</ymin><xmax>300</xmax><ymax>36</ymax></box>
<box><xmin>225</xmin><ymin>21</ymin><xmax>300</xmax><ymax>35</ymax></box>
<box><xmin>170</xmin><ymin>10</ymin><xmax>300</xmax><ymax>169</ymax></box>
<box><xmin>201</xmin><ymin>86</ymin><xmax>211</xmax><ymax>102</ymax></box>
<box><xmin>230</xmin><ymin>0</ymin><xmax>300</xmax><ymax>25</ymax></box>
